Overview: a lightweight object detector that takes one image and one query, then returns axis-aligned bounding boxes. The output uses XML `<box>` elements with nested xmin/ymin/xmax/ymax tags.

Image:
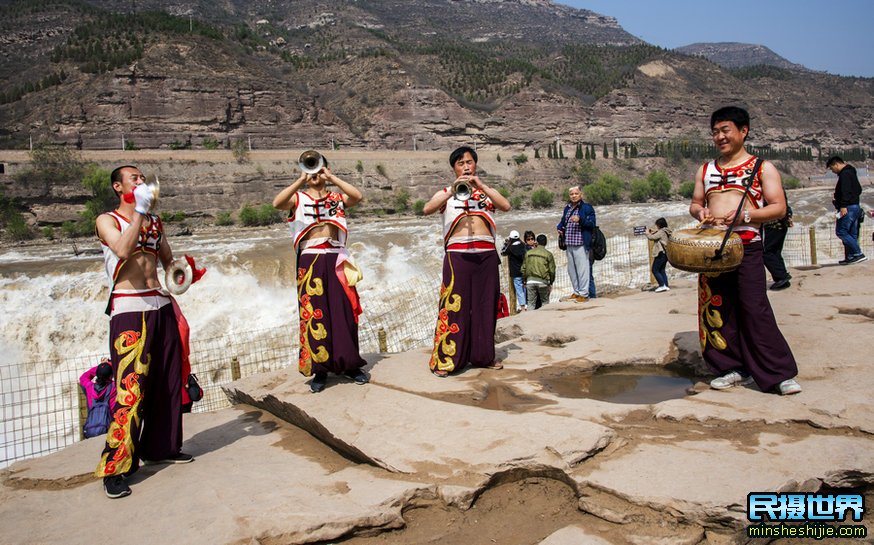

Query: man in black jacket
<box><xmin>501</xmin><ymin>230</ymin><xmax>528</xmax><ymax>311</ymax></box>
<box><xmin>827</xmin><ymin>156</ymin><xmax>866</xmax><ymax>264</ymax></box>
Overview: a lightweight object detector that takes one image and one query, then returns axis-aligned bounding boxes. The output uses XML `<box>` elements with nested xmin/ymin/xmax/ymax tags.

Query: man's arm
<box><xmin>471</xmin><ymin>177</ymin><xmax>511</xmax><ymax>212</ymax></box>
<box><xmin>158</xmin><ymin>233</ymin><xmax>174</xmax><ymax>270</ymax></box>
<box><xmin>273</xmin><ymin>173</ymin><xmax>307</xmax><ymax>210</ymax></box>
<box><xmin>581</xmin><ymin>203</ymin><xmax>596</xmax><ymax>229</ymax></box>
<box><xmin>749</xmin><ymin>161</ymin><xmax>787</xmax><ymax>224</ymax></box>
<box><xmin>325</xmin><ymin>169</ymin><xmax>364</xmax><ymax>208</ymax></box>
<box><xmin>96</xmin><ymin>212</ymin><xmax>144</xmax><ymax>261</ymax></box>
<box><xmin>556</xmin><ymin>204</ymin><xmax>568</xmax><ymax>233</ymax></box>
<box><xmin>422</xmin><ymin>187</ymin><xmax>452</xmax><ymax>215</ymax></box>
<box><xmin>689</xmin><ymin>164</ymin><xmax>709</xmax><ymax>222</ymax></box>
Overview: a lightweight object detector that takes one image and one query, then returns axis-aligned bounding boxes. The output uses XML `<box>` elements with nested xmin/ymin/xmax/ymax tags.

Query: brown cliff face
<box><xmin>3</xmin><ymin>1</ymin><xmax>870</xmax><ymax>154</ymax></box>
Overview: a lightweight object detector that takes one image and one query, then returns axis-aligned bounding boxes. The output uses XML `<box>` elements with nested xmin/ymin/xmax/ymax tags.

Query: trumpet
<box><xmin>452</xmin><ymin>178</ymin><xmax>472</xmax><ymax>201</ymax></box>
<box><xmin>298</xmin><ymin>150</ymin><xmax>325</xmax><ymax>175</ymax></box>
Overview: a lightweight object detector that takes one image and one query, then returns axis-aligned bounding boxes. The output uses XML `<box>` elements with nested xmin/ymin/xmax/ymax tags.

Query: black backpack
<box><xmin>591</xmin><ymin>226</ymin><xmax>607</xmax><ymax>261</ymax></box>
<box><xmin>83</xmin><ymin>386</ymin><xmax>113</xmax><ymax>438</ymax></box>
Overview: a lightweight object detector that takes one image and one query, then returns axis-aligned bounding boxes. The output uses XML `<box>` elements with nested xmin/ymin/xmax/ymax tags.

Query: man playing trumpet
<box><xmin>689</xmin><ymin>106</ymin><xmax>801</xmax><ymax>396</ymax></box>
<box><xmin>95</xmin><ymin>166</ymin><xmax>196</xmax><ymax>499</ymax></box>
<box><xmin>423</xmin><ymin>146</ymin><xmax>511</xmax><ymax>377</ymax></box>
<box><xmin>273</xmin><ymin>152</ymin><xmax>368</xmax><ymax>393</ymax></box>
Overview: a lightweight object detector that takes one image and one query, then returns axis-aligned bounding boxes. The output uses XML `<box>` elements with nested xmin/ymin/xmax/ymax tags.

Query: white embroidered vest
<box><xmin>701</xmin><ymin>156</ymin><xmax>764</xmax><ymax>241</ymax></box>
<box><xmin>287</xmin><ymin>191</ymin><xmax>348</xmax><ymax>251</ymax></box>
<box><xmin>440</xmin><ymin>188</ymin><xmax>496</xmax><ymax>246</ymax></box>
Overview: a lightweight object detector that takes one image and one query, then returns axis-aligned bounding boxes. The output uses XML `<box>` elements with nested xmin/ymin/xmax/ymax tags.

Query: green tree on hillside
<box><xmin>64</xmin><ymin>164</ymin><xmax>115</xmax><ymax>237</ymax></box>
<box><xmin>531</xmin><ymin>187</ymin><xmax>554</xmax><ymax>208</ymax></box>
<box><xmin>646</xmin><ymin>170</ymin><xmax>672</xmax><ymax>200</ymax></box>
<box><xmin>584</xmin><ymin>173</ymin><xmax>624</xmax><ymax>205</ymax></box>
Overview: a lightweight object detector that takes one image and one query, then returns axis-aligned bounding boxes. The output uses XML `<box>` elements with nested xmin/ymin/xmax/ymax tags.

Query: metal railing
<box><xmin>1</xmin><ymin>223</ymin><xmax>870</xmax><ymax>467</ymax></box>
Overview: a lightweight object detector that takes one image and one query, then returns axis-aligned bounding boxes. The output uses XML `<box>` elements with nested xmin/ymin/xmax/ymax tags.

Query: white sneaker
<box><xmin>778</xmin><ymin>378</ymin><xmax>802</xmax><ymax>395</ymax></box>
<box><xmin>654</xmin><ymin>286</ymin><xmax>670</xmax><ymax>293</ymax></box>
<box><xmin>710</xmin><ymin>371</ymin><xmax>754</xmax><ymax>390</ymax></box>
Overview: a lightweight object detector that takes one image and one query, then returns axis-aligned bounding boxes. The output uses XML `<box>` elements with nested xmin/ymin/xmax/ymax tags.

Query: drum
<box><xmin>665</xmin><ymin>227</ymin><xmax>743</xmax><ymax>273</ymax></box>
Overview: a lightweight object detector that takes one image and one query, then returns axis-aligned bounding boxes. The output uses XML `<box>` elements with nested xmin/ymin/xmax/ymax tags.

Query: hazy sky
<box><xmin>559</xmin><ymin>0</ymin><xmax>874</xmax><ymax>78</ymax></box>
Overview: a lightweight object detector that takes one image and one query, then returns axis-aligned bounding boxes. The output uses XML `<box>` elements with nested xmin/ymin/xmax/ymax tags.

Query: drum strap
<box><xmin>714</xmin><ymin>158</ymin><xmax>763</xmax><ymax>260</ymax></box>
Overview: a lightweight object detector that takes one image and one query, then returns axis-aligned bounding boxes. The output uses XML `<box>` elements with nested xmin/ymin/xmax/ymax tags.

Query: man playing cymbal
<box><xmin>95</xmin><ymin>165</ymin><xmax>196</xmax><ymax>499</ymax></box>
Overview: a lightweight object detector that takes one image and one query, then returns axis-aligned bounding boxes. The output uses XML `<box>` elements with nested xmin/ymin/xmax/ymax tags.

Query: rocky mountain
<box><xmin>0</xmin><ymin>0</ymin><xmax>872</xmax><ymax>155</ymax></box>
<box><xmin>675</xmin><ymin>42</ymin><xmax>809</xmax><ymax>72</ymax></box>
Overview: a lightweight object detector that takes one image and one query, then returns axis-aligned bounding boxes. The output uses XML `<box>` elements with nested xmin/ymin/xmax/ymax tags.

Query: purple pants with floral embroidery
<box><xmin>430</xmin><ymin>250</ymin><xmax>500</xmax><ymax>374</ymax></box>
<box><xmin>698</xmin><ymin>241</ymin><xmax>798</xmax><ymax>392</ymax></box>
<box><xmin>296</xmin><ymin>251</ymin><xmax>366</xmax><ymax>377</ymax></box>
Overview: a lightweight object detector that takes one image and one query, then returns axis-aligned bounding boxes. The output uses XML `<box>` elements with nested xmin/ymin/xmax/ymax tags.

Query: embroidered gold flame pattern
<box><xmin>95</xmin><ymin>314</ymin><xmax>149</xmax><ymax>477</ymax></box>
<box><xmin>698</xmin><ymin>274</ymin><xmax>727</xmax><ymax>351</ymax></box>
<box><xmin>297</xmin><ymin>256</ymin><xmax>328</xmax><ymax>376</ymax></box>
<box><xmin>430</xmin><ymin>257</ymin><xmax>462</xmax><ymax>373</ymax></box>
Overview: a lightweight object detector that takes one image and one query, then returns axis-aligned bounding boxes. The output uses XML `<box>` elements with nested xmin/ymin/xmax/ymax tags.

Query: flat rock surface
<box><xmin>3</xmin><ymin>261</ymin><xmax>874</xmax><ymax>544</ymax></box>
<box><xmin>0</xmin><ymin>408</ymin><xmax>430</xmax><ymax>545</ymax></box>
<box><xmin>224</xmin><ymin>374</ymin><xmax>615</xmax><ymax>484</ymax></box>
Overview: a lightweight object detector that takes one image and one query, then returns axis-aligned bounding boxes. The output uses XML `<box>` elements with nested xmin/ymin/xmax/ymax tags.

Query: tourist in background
<box><xmin>556</xmin><ymin>186</ymin><xmax>596</xmax><ymax>302</ymax></box>
<box><xmin>79</xmin><ymin>358</ymin><xmax>118</xmax><ymax>414</ymax></box>
<box><xmin>521</xmin><ymin>234</ymin><xmax>556</xmax><ymax>309</ymax></box>
<box><xmin>273</xmin><ymin>153</ymin><xmax>369</xmax><ymax>393</ymax></box>
<box><xmin>763</xmin><ymin>190</ymin><xmax>793</xmax><ymax>290</ymax></box>
<box><xmin>523</xmin><ymin>230</ymin><xmax>537</xmax><ymax>250</ymax></box>
<box><xmin>645</xmin><ymin>217</ymin><xmax>671</xmax><ymax>293</ymax></box>
<box><xmin>423</xmin><ymin>146</ymin><xmax>511</xmax><ymax>377</ymax></box>
<box><xmin>689</xmin><ymin>106</ymin><xmax>801</xmax><ymax>396</ymax></box>
<box><xmin>827</xmin><ymin>156</ymin><xmax>866</xmax><ymax>264</ymax></box>
<box><xmin>500</xmin><ymin>230</ymin><xmax>528</xmax><ymax>312</ymax></box>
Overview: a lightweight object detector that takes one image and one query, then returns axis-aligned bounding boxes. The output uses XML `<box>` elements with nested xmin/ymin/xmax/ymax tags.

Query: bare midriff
<box><xmin>114</xmin><ymin>253</ymin><xmax>162</xmax><ymax>290</ymax></box>
<box><xmin>301</xmin><ymin>222</ymin><xmax>341</xmax><ymax>242</ymax></box>
<box><xmin>706</xmin><ymin>189</ymin><xmax>760</xmax><ymax>228</ymax></box>
<box><xmin>448</xmin><ymin>214</ymin><xmax>492</xmax><ymax>240</ymax></box>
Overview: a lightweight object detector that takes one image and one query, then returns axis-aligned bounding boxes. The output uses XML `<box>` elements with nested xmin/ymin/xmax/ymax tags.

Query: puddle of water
<box><xmin>476</xmin><ymin>382</ymin><xmax>547</xmax><ymax>411</ymax></box>
<box><xmin>541</xmin><ymin>365</ymin><xmax>694</xmax><ymax>405</ymax></box>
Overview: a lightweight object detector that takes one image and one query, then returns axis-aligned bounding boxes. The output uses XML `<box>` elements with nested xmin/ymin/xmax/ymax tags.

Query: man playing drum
<box><xmin>689</xmin><ymin>106</ymin><xmax>802</xmax><ymax>395</ymax></box>
<box><xmin>423</xmin><ymin>146</ymin><xmax>511</xmax><ymax>377</ymax></box>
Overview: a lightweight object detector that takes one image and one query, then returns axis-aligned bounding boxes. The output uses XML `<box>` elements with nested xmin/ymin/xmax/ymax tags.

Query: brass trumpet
<box><xmin>298</xmin><ymin>150</ymin><xmax>325</xmax><ymax>175</ymax></box>
<box><xmin>452</xmin><ymin>178</ymin><xmax>472</xmax><ymax>201</ymax></box>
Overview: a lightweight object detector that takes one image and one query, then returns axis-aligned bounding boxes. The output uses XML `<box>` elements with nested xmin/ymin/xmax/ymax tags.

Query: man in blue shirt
<box><xmin>556</xmin><ymin>186</ymin><xmax>596</xmax><ymax>302</ymax></box>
